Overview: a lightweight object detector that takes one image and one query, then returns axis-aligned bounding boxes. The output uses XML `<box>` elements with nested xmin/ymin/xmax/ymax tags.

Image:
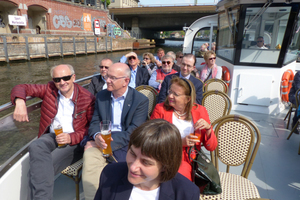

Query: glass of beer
<box><xmin>54</xmin><ymin>124</ymin><xmax>66</xmax><ymax>148</ymax></box>
<box><xmin>100</xmin><ymin>120</ymin><xmax>112</xmax><ymax>157</ymax></box>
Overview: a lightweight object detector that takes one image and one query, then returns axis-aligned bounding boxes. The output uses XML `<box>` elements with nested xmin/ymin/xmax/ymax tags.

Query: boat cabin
<box><xmin>183</xmin><ymin>0</ymin><xmax>300</xmax><ymax>115</ymax></box>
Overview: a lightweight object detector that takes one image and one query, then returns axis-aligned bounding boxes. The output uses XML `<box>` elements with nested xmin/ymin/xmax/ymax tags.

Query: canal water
<box><xmin>0</xmin><ymin>40</ymin><xmax>184</xmax><ymax>106</ymax></box>
<box><xmin>0</xmin><ymin>40</ymin><xmax>187</xmax><ymax>166</ymax></box>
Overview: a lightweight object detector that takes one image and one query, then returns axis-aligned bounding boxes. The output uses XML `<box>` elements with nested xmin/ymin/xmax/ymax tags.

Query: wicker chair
<box><xmin>61</xmin><ymin>158</ymin><xmax>83</xmax><ymax>200</ymax></box>
<box><xmin>200</xmin><ymin>114</ymin><xmax>261</xmax><ymax>200</ymax></box>
<box><xmin>202</xmin><ymin>91</ymin><xmax>232</xmax><ymax>125</ymax></box>
<box><xmin>204</xmin><ymin>78</ymin><xmax>228</xmax><ymax>94</ymax></box>
<box><xmin>135</xmin><ymin>85</ymin><xmax>157</xmax><ymax>118</ymax></box>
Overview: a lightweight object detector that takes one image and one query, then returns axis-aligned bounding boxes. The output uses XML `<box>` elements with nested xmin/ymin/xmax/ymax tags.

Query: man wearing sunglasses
<box><xmin>158</xmin><ymin>54</ymin><xmax>203</xmax><ymax>105</ymax></box>
<box><xmin>125</xmin><ymin>52</ymin><xmax>149</xmax><ymax>88</ymax></box>
<box><xmin>250</xmin><ymin>36</ymin><xmax>268</xmax><ymax>49</ymax></box>
<box><xmin>82</xmin><ymin>62</ymin><xmax>149</xmax><ymax>200</ymax></box>
<box><xmin>10</xmin><ymin>64</ymin><xmax>95</xmax><ymax>199</ymax></box>
<box><xmin>88</xmin><ymin>58</ymin><xmax>113</xmax><ymax>96</ymax></box>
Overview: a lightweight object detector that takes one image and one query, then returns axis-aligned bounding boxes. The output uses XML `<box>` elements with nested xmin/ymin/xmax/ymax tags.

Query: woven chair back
<box><xmin>212</xmin><ymin>115</ymin><xmax>261</xmax><ymax>178</ymax></box>
<box><xmin>204</xmin><ymin>78</ymin><xmax>228</xmax><ymax>93</ymax></box>
<box><xmin>135</xmin><ymin>85</ymin><xmax>157</xmax><ymax>118</ymax></box>
<box><xmin>202</xmin><ymin>91</ymin><xmax>232</xmax><ymax>124</ymax></box>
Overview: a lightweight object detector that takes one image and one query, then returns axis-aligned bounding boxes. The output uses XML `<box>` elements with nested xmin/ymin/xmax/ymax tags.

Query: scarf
<box><xmin>200</xmin><ymin>64</ymin><xmax>218</xmax><ymax>82</ymax></box>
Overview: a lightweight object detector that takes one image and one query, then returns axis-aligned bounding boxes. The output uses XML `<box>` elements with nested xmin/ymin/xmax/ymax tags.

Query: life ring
<box><xmin>281</xmin><ymin>69</ymin><xmax>294</xmax><ymax>102</ymax></box>
<box><xmin>222</xmin><ymin>66</ymin><xmax>231</xmax><ymax>87</ymax></box>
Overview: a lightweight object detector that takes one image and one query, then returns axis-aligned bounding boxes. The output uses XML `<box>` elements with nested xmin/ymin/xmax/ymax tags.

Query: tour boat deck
<box><xmin>52</xmin><ymin>108</ymin><xmax>300</xmax><ymax>200</ymax></box>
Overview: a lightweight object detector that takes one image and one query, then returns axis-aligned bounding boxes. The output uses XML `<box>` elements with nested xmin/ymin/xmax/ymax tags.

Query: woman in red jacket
<box><xmin>150</xmin><ymin>77</ymin><xmax>217</xmax><ymax>181</ymax></box>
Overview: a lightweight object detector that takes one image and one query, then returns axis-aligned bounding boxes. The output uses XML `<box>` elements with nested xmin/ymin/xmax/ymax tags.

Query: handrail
<box><xmin>0</xmin><ymin>73</ymin><xmax>99</xmax><ymax>113</ymax></box>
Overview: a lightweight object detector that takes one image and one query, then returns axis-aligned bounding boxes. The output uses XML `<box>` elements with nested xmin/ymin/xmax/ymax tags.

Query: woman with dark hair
<box><xmin>94</xmin><ymin>119</ymin><xmax>200</xmax><ymax>200</ymax></box>
<box><xmin>151</xmin><ymin>77</ymin><xmax>217</xmax><ymax>181</ymax></box>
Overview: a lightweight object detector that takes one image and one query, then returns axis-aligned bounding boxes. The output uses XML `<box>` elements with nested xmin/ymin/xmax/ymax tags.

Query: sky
<box><xmin>138</xmin><ymin>0</ymin><xmax>217</xmax><ymax>6</ymax></box>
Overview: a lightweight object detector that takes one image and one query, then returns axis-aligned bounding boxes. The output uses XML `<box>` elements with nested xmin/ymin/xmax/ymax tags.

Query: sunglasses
<box><xmin>143</xmin><ymin>57</ymin><xmax>150</xmax><ymax>60</ymax></box>
<box><xmin>257</xmin><ymin>41</ymin><xmax>263</xmax><ymax>43</ymax></box>
<box><xmin>209</xmin><ymin>57</ymin><xmax>216</xmax><ymax>61</ymax></box>
<box><xmin>162</xmin><ymin>61</ymin><xmax>171</xmax><ymax>65</ymax></box>
<box><xmin>53</xmin><ymin>74</ymin><xmax>73</xmax><ymax>83</ymax></box>
<box><xmin>128</xmin><ymin>56</ymin><xmax>136</xmax><ymax>60</ymax></box>
<box><xmin>178</xmin><ymin>56</ymin><xmax>183</xmax><ymax>58</ymax></box>
<box><xmin>100</xmin><ymin>66</ymin><xmax>109</xmax><ymax>69</ymax></box>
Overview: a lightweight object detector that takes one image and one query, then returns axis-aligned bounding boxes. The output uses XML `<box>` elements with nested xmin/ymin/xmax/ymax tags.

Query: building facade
<box><xmin>0</xmin><ymin>0</ymin><xmax>122</xmax><ymax>36</ymax></box>
<box><xmin>109</xmin><ymin>0</ymin><xmax>139</xmax><ymax>8</ymax></box>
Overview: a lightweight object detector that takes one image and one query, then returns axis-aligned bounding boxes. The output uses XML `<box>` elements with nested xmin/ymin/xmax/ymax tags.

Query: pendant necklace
<box><xmin>174</xmin><ymin>109</ymin><xmax>187</xmax><ymax>119</ymax></box>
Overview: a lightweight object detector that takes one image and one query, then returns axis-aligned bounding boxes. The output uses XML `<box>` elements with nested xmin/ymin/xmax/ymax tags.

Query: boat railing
<box><xmin>0</xmin><ymin>74</ymin><xmax>97</xmax><ymax>176</ymax></box>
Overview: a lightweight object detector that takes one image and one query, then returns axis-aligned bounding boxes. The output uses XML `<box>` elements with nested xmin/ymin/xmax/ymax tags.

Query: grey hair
<box><xmin>166</xmin><ymin>51</ymin><xmax>176</xmax><ymax>61</ymax></box>
<box><xmin>97</xmin><ymin>58</ymin><xmax>113</xmax><ymax>68</ymax></box>
<box><xmin>162</xmin><ymin>54</ymin><xmax>174</xmax><ymax>62</ymax></box>
<box><xmin>50</xmin><ymin>64</ymin><xmax>75</xmax><ymax>77</ymax></box>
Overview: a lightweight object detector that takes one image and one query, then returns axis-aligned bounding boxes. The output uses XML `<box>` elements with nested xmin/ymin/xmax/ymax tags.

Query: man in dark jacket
<box><xmin>88</xmin><ymin>58</ymin><xmax>113</xmax><ymax>96</ymax></box>
<box><xmin>11</xmin><ymin>64</ymin><xmax>95</xmax><ymax>199</ymax></box>
<box><xmin>289</xmin><ymin>71</ymin><xmax>300</xmax><ymax>133</ymax></box>
<box><xmin>126</xmin><ymin>52</ymin><xmax>149</xmax><ymax>88</ymax></box>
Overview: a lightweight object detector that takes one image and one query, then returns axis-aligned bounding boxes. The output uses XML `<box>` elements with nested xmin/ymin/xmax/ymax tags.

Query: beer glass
<box><xmin>54</xmin><ymin>124</ymin><xmax>66</xmax><ymax>148</ymax></box>
<box><xmin>100</xmin><ymin>120</ymin><xmax>112</xmax><ymax>157</ymax></box>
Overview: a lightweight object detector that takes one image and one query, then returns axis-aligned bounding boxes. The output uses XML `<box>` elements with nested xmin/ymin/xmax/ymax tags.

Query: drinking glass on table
<box><xmin>100</xmin><ymin>120</ymin><xmax>112</xmax><ymax>157</ymax></box>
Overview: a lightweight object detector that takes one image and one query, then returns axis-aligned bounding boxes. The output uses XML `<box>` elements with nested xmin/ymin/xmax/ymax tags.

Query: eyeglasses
<box><xmin>143</xmin><ymin>57</ymin><xmax>150</xmax><ymax>60</ymax></box>
<box><xmin>104</xmin><ymin>75</ymin><xmax>127</xmax><ymax>81</ymax></box>
<box><xmin>179</xmin><ymin>56</ymin><xmax>183</xmax><ymax>58</ymax></box>
<box><xmin>53</xmin><ymin>74</ymin><xmax>73</xmax><ymax>83</ymax></box>
<box><xmin>162</xmin><ymin>61</ymin><xmax>172</xmax><ymax>65</ymax></box>
<box><xmin>209</xmin><ymin>57</ymin><xmax>216</xmax><ymax>61</ymax></box>
<box><xmin>168</xmin><ymin>90</ymin><xmax>185</xmax><ymax>97</ymax></box>
<box><xmin>100</xmin><ymin>66</ymin><xmax>109</xmax><ymax>69</ymax></box>
<box><xmin>128</xmin><ymin>56</ymin><xmax>136</xmax><ymax>60</ymax></box>
<box><xmin>257</xmin><ymin>40</ymin><xmax>263</xmax><ymax>43</ymax></box>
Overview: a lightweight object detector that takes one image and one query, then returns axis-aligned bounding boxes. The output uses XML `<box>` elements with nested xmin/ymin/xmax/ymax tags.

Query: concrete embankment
<box><xmin>0</xmin><ymin>35</ymin><xmax>155</xmax><ymax>62</ymax></box>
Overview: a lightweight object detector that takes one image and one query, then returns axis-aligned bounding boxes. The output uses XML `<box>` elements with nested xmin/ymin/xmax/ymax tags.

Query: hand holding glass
<box><xmin>54</xmin><ymin>124</ymin><xmax>66</xmax><ymax>148</ymax></box>
<box><xmin>100</xmin><ymin>121</ymin><xmax>112</xmax><ymax>157</ymax></box>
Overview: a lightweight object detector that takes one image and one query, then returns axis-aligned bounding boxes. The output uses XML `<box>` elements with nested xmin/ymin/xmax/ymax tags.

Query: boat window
<box><xmin>284</xmin><ymin>13</ymin><xmax>300</xmax><ymax>64</ymax></box>
<box><xmin>192</xmin><ymin>27</ymin><xmax>217</xmax><ymax>58</ymax></box>
<box><xmin>240</xmin><ymin>6</ymin><xmax>291</xmax><ymax>64</ymax></box>
<box><xmin>217</xmin><ymin>7</ymin><xmax>239</xmax><ymax>63</ymax></box>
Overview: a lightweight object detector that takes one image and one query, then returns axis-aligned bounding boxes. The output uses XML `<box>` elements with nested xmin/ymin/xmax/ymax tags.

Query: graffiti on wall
<box><xmin>107</xmin><ymin>24</ymin><xmax>123</xmax><ymax>38</ymax></box>
<box><xmin>52</xmin><ymin>13</ymin><xmax>84</xmax><ymax>30</ymax></box>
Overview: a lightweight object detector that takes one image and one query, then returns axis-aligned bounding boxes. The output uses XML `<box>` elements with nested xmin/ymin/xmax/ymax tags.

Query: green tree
<box><xmin>101</xmin><ymin>0</ymin><xmax>111</xmax><ymax>6</ymax></box>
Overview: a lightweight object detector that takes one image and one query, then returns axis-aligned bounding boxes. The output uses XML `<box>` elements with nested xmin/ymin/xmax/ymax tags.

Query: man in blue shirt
<box><xmin>82</xmin><ymin>62</ymin><xmax>149</xmax><ymax>200</ymax></box>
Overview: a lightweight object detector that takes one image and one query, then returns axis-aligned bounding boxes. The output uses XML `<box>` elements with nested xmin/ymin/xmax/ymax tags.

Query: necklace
<box><xmin>174</xmin><ymin>109</ymin><xmax>187</xmax><ymax>119</ymax></box>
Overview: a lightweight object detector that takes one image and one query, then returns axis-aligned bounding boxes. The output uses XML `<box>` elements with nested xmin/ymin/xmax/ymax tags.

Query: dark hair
<box><xmin>257</xmin><ymin>36</ymin><xmax>264</xmax><ymax>40</ymax></box>
<box><xmin>163</xmin><ymin>77</ymin><xmax>197</xmax><ymax>121</ymax></box>
<box><xmin>183</xmin><ymin>53</ymin><xmax>196</xmax><ymax>66</ymax></box>
<box><xmin>128</xmin><ymin>119</ymin><xmax>182</xmax><ymax>182</ymax></box>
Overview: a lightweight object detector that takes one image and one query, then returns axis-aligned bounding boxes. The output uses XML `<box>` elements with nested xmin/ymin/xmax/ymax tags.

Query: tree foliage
<box><xmin>101</xmin><ymin>0</ymin><xmax>111</xmax><ymax>6</ymax></box>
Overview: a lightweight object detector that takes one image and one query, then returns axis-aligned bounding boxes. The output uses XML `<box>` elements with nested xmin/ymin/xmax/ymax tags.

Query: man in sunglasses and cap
<box><xmin>120</xmin><ymin>51</ymin><xmax>149</xmax><ymax>88</ymax></box>
<box><xmin>88</xmin><ymin>58</ymin><xmax>113</xmax><ymax>96</ymax></box>
<box><xmin>10</xmin><ymin>64</ymin><xmax>95</xmax><ymax>199</ymax></box>
<box><xmin>250</xmin><ymin>36</ymin><xmax>268</xmax><ymax>49</ymax></box>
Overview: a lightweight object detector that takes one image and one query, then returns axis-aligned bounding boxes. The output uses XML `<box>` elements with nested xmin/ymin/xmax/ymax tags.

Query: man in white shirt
<box><xmin>250</xmin><ymin>36</ymin><xmax>268</xmax><ymax>49</ymax></box>
<box><xmin>10</xmin><ymin>64</ymin><xmax>95</xmax><ymax>199</ymax></box>
<box><xmin>82</xmin><ymin>62</ymin><xmax>149</xmax><ymax>200</ymax></box>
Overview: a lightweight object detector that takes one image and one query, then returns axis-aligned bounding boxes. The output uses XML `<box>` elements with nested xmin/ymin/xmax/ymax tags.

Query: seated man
<box><xmin>250</xmin><ymin>36</ymin><xmax>268</xmax><ymax>49</ymax></box>
<box><xmin>88</xmin><ymin>58</ymin><xmax>113</xmax><ymax>96</ymax></box>
<box><xmin>154</xmin><ymin>48</ymin><xmax>165</xmax><ymax>68</ymax></box>
<box><xmin>82</xmin><ymin>62</ymin><xmax>149</xmax><ymax>200</ymax></box>
<box><xmin>158</xmin><ymin>53</ymin><xmax>203</xmax><ymax>105</ymax></box>
<box><xmin>289</xmin><ymin>71</ymin><xmax>300</xmax><ymax>134</ymax></box>
<box><xmin>11</xmin><ymin>64</ymin><xmax>95</xmax><ymax>199</ymax></box>
<box><xmin>120</xmin><ymin>52</ymin><xmax>149</xmax><ymax>88</ymax></box>
<box><xmin>166</xmin><ymin>51</ymin><xmax>180</xmax><ymax>72</ymax></box>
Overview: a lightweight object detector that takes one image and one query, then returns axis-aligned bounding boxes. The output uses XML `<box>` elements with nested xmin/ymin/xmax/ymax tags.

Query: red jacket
<box><xmin>11</xmin><ymin>82</ymin><xmax>95</xmax><ymax>145</ymax></box>
<box><xmin>151</xmin><ymin>102</ymin><xmax>217</xmax><ymax>180</ymax></box>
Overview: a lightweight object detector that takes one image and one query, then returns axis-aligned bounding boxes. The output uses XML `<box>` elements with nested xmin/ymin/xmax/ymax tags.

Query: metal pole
<box><xmin>110</xmin><ymin>37</ymin><xmax>112</xmax><ymax>52</ymax></box>
<box><xmin>60</xmin><ymin>37</ymin><xmax>63</xmax><ymax>57</ymax></box>
<box><xmin>85</xmin><ymin>37</ymin><xmax>87</xmax><ymax>54</ymax></box>
<box><xmin>94</xmin><ymin>37</ymin><xmax>97</xmax><ymax>53</ymax></box>
<box><xmin>25</xmin><ymin>36</ymin><xmax>30</xmax><ymax>61</ymax></box>
<box><xmin>123</xmin><ymin>22</ymin><xmax>124</xmax><ymax>30</ymax></box>
<box><xmin>2</xmin><ymin>36</ymin><xmax>9</xmax><ymax>63</ymax></box>
<box><xmin>105</xmin><ymin>37</ymin><xmax>107</xmax><ymax>52</ymax></box>
<box><xmin>44</xmin><ymin>36</ymin><xmax>49</xmax><ymax>58</ymax></box>
<box><xmin>17</xmin><ymin>26</ymin><xmax>19</xmax><ymax>34</ymax></box>
<box><xmin>73</xmin><ymin>37</ymin><xmax>76</xmax><ymax>56</ymax></box>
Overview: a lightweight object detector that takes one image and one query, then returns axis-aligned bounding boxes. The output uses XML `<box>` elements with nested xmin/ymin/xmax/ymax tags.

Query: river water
<box><xmin>0</xmin><ymin>40</ymin><xmax>185</xmax><ymax>106</ymax></box>
<box><xmin>0</xmin><ymin>40</ymin><xmax>186</xmax><ymax>165</ymax></box>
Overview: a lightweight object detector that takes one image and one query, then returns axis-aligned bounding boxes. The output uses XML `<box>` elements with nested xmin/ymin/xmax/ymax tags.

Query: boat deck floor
<box><xmin>53</xmin><ymin>109</ymin><xmax>300</xmax><ymax>200</ymax></box>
